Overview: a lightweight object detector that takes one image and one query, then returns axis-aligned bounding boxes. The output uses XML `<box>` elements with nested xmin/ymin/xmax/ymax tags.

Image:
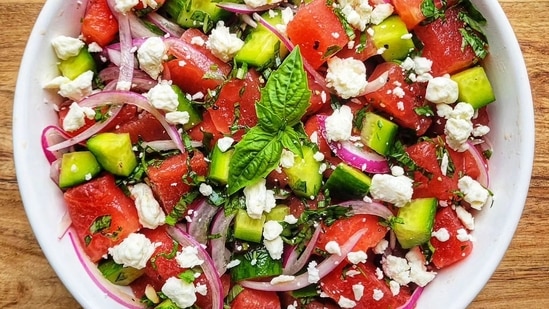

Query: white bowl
<box><xmin>13</xmin><ymin>1</ymin><xmax>534</xmax><ymax>308</ymax></box>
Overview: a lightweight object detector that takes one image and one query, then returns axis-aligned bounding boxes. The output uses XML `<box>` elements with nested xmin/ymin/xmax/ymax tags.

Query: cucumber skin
<box><xmin>230</xmin><ymin>247</ymin><xmax>283</xmax><ymax>282</ymax></box>
<box><xmin>393</xmin><ymin>198</ymin><xmax>437</xmax><ymax>249</ymax></box>
<box><xmin>324</xmin><ymin>163</ymin><xmax>372</xmax><ymax>200</ymax></box>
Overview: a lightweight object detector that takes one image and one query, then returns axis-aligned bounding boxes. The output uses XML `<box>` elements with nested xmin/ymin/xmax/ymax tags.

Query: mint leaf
<box><xmin>421</xmin><ymin>0</ymin><xmax>445</xmax><ymax>22</ymax></box>
<box><xmin>227</xmin><ymin>127</ymin><xmax>283</xmax><ymax>195</ymax></box>
<box><xmin>257</xmin><ymin>47</ymin><xmax>311</xmax><ymax>131</ymax></box>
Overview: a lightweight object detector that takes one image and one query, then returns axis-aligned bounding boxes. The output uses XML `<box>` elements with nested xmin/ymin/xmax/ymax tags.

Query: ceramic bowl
<box><xmin>13</xmin><ymin>1</ymin><xmax>534</xmax><ymax>308</ymax></box>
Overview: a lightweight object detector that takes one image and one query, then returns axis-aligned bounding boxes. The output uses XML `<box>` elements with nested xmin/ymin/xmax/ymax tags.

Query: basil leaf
<box><xmin>280</xmin><ymin>126</ymin><xmax>305</xmax><ymax>158</ymax></box>
<box><xmin>228</xmin><ymin>127</ymin><xmax>283</xmax><ymax>194</ymax></box>
<box><xmin>257</xmin><ymin>47</ymin><xmax>311</xmax><ymax>131</ymax></box>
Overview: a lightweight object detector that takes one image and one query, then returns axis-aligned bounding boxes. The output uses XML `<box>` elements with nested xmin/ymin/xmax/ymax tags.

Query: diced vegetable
<box><xmin>392</xmin><ymin>197</ymin><xmax>438</xmax><ymax>249</ymax></box>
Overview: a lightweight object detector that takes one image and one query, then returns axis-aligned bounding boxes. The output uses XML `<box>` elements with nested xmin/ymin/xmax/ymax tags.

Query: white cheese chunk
<box><xmin>108</xmin><ymin>233</ymin><xmax>159</xmax><ymax>269</ymax></box>
<box><xmin>146</xmin><ymin>81</ymin><xmax>179</xmax><ymax>112</ymax></box>
<box><xmin>62</xmin><ymin>101</ymin><xmax>96</xmax><ymax>132</ymax></box>
<box><xmin>51</xmin><ymin>35</ymin><xmax>85</xmax><ymax>60</ymax></box>
<box><xmin>325</xmin><ymin>105</ymin><xmax>354</xmax><ymax>142</ymax></box>
<box><xmin>137</xmin><ymin>36</ymin><xmax>167</xmax><ymax>79</ymax></box>
<box><xmin>370</xmin><ymin>173</ymin><xmax>414</xmax><ymax>207</ymax></box>
<box><xmin>243</xmin><ymin>179</ymin><xmax>277</xmax><ymax>219</ymax></box>
<box><xmin>129</xmin><ymin>183</ymin><xmax>166</xmax><ymax>229</ymax></box>
<box><xmin>161</xmin><ymin>277</ymin><xmax>197</xmax><ymax>308</ymax></box>
<box><xmin>326</xmin><ymin>57</ymin><xmax>368</xmax><ymax>99</ymax></box>
<box><xmin>206</xmin><ymin>21</ymin><xmax>244</xmax><ymax>62</ymax></box>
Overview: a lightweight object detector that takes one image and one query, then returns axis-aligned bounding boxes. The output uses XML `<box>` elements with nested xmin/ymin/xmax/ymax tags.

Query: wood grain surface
<box><xmin>0</xmin><ymin>1</ymin><xmax>547</xmax><ymax>308</ymax></box>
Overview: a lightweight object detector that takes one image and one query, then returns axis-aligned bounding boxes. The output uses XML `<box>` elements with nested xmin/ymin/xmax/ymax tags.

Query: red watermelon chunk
<box><xmin>364</xmin><ymin>62</ymin><xmax>432</xmax><ymax>135</ymax></box>
<box><xmin>146</xmin><ymin>151</ymin><xmax>208</xmax><ymax>214</ymax></box>
<box><xmin>286</xmin><ymin>0</ymin><xmax>349</xmax><ymax>69</ymax></box>
<box><xmin>414</xmin><ymin>5</ymin><xmax>480</xmax><ymax>76</ymax></box>
<box><xmin>430</xmin><ymin>207</ymin><xmax>474</xmax><ymax>269</ymax></box>
<box><xmin>64</xmin><ymin>173</ymin><xmax>141</xmax><ymax>262</ymax></box>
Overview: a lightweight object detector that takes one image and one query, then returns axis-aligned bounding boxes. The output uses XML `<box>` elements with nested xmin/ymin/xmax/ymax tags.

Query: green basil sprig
<box><xmin>227</xmin><ymin>48</ymin><xmax>311</xmax><ymax>195</ymax></box>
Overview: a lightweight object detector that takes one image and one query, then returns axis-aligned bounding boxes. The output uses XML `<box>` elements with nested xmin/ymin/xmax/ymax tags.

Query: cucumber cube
<box><xmin>392</xmin><ymin>198</ymin><xmax>437</xmax><ymax>249</ymax></box>
<box><xmin>360</xmin><ymin>112</ymin><xmax>398</xmax><ymax>156</ymax></box>
<box><xmin>371</xmin><ymin>15</ymin><xmax>415</xmax><ymax>61</ymax></box>
<box><xmin>451</xmin><ymin>66</ymin><xmax>496</xmax><ymax>109</ymax></box>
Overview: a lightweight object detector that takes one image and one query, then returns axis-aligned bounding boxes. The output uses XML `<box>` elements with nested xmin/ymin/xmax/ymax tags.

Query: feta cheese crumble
<box><xmin>137</xmin><ymin>36</ymin><xmax>167</xmax><ymax>79</ymax></box>
<box><xmin>325</xmin><ymin>57</ymin><xmax>368</xmax><ymax>99</ymax></box>
<box><xmin>129</xmin><ymin>183</ymin><xmax>166</xmax><ymax>229</ymax></box>
<box><xmin>243</xmin><ymin>179</ymin><xmax>277</xmax><ymax>219</ymax></box>
<box><xmin>425</xmin><ymin>75</ymin><xmax>459</xmax><ymax>104</ymax></box>
<box><xmin>146</xmin><ymin>81</ymin><xmax>179</xmax><ymax>112</ymax></box>
<box><xmin>108</xmin><ymin>233</ymin><xmax>159</xmax><ymax>269</ymax></box>
<box><xmin>325</xmin><ymin>105</ymin><xmax>354</xmax><ymax>142</ymax></box>
<box><xmin>51</xmin><ymin>35</ymin><xmax>85</xmax><ymax>60</ymax></box>
<box><xmin>370</xmin><ymin>173</ymin><xmax>414</xmax><ymax>207</ymax></box>
<box><xmin>161</xmin><ymin>277</ymin><xmax>197</xmax><ymax>308</ymax></box>
<box><xmin>307</xmin><ymin>260</ymin><xmax>320</xmax><ymax>283</ymax></box>
<box><xmin>175</xmin><ymin>246</ymin><xmax>204</xmax><ymax>268</ymax></box>
<box><xmin>325</xmin><ymin>240</ymin><xmax>342</xmax><ymax>256</ymax></box>
<box><xmin>62</xmin><ymin>101</ymin><xmax>96</xmax><ymax>132</ymax></box>
<box><xmin>217</xmin><ymin>136</ymin><xmax>235</xmax><ymax>152</ymax></box>
<box><xmin>56</xmin><ymin>70</ymin><xmax>95</xmax><ymax>101</ymax></box>
<box><xmin>279</xmin><ymin>149</ymin><xmax>296</xmax><ymax>168</ymax></box>
<box><xmin>458</xmin><ymin>175</ymin><xmax>490</xmax><ymax>210</ymax></box>
<box><xmin>347</xmin><ymin>250</ymin><xmax>368</xmax><ymax>264</ymax></box>
<box><xmin>165</xmin><ymin>111</ymin><xmax>190</xmax><ymax>126</ymax></box>
<box><xmin>206</xmin><ymin>21</ymin><xmax>244</xmax><ymax>62</ymax></box>
<box><xmin>114</xmin><ymin>0</ymin><xmax>138</xmax><ymax>14</ymax></box>
<box><xmin>431</xmin><ymin>227</ymin><xmax>450</xmax><ymax>242</ymax></box>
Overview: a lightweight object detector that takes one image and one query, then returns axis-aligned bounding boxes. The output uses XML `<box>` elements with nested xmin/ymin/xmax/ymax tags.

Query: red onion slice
<box><xmin>209</xmin><ymin>211</ymin><xmax>236</xmax><ymax>275</ymax></box>
<box><xmin>337</xmin><ymin>200</ymin><xmax>394</xmax><ymax>219</ymax></box>
<box><xmin>252</xmin><ymin>12</ymin><xmax>331</xmax><ymax>94</ymax></box>
<box><xmin>397</xmin><ymin>286</ymin><xmax>424</xmax><ymax>309</ymax></box>
<box><xmin>41</xmin><ymin>125</ymin><xmax>71</xmax><ymax>163</ymax></box>
<box><xmin>67</xmin><ymin>231</ymin><xmax>144</xmax><ymax>309</ymax></box>
<box><xmin>187</xmin><ymin>199</ymin><xmax>220</xmax><ymax>245</ymax></box>
<box><xmin>46</xmin><ymin>104</ymin><xmax>123</xmax><ymax>152</ymax></box>
<box><xmin>166</xmin><ymin>226</ymin><xmax>224</xmax><ymax>309</ymax></box>
<box><xmin>282</xmin><ymin>224</ymin><xmax>321</xmax><ymax>275</ymax></box>
<box><xmin>317</xmin><ymin>115</ymin><xmax>389</xmax><ymax>173</ymax></box>
<box><xmin>466</xmin><ymin>141</ymin><xmax>490</xmax><ymax>187</ymax></box>
<box><xmin>217</xmin><ymin>2</ymin><xmax>281</xmax><ymax>14</ymax></box>
<box><xmin>47</xmin><ymin>91</ymin><xmax>185</xmax><ymax>153</ymax></box>
<box><xmin>240</xmin><ymin>228</ymin><xmax>367</xmax><ymax>291</ymax></box>
<box><xmin>145</xmin><ymin>12</ymin><xmax>185</xmax><ymax>38</ymax></box>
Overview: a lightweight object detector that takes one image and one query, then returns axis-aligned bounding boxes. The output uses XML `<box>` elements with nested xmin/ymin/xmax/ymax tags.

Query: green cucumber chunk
<box><xmin>235</xmin><ymin>10</ymin><xmax>289</xmax><ymax>69</ymax></box>
<box><xmin>230</xmin><ymin>246</ymin><xmax>283</xmax><ymax>282</ymax></box>
<box><xmin>97</xmin><ymin>258</ymin><xmax>145</xmax><ymax>286</ymax></box>
<box><xmin>208</xmin><ymin>143</ymin><xmax>234</xmax><ymax>185</ymax></box>
<box><xmin>451</xmin><ymin>66</ymin><xmax>496</xmax><ymax>109</ymax></box>
<box><xmin>324</xmin><ymin>162</ymin><xmax>371</xmax><ymax>200</ymax></box>
<box><xmin>172</xmin><ymin>85</ymin><xmax>202</xmax><ymax>130</ymax></box>
<box><xmin>58</xmin><ymin>47</ymin><xmax>96</xmax><ymax>80</ymax></box>
<box><xmin>162</xmin><ymin>0</ymin><xmax>232</xmax><ymax>32</ymax></box>
<box><xmin>265</xmin><ymin>204</ymin><xmax>290</xmax><ymax>222</ymax></box>
<box><xmin>233</xmin><ymin>209</ymin><xmax>266</xmax><ymax>243</ymax></box>
<box><xmin>154</xmin><ymin>299</ymin><xmax>178</xmax><ymax>309</ymax></box>
<box><xmin>282</xmin><ymin>145</ymin><xmax>323</xmax><ymax>199</ymax></box>
<box><xmin>86</xmin><ymin>132</ymin><xmax>137</xmax><ymax>177</ymax></box>
<box><xmin>392</xmin><ymin>197</ymin><xmax>437</xmax><ymax>249</ymax></box>
<box><xmin>58</xmin><ymin>151</ymin><xmax>102</xmax><ymax>188</ymax></box>
<box><xmin>360</xmin><ymin>112</ymin><xmax>398</xmax><ymax>156</ymax></box>
<box><xmin>371</xmin><ymin>15</ymin><xmax>415</xmax><ymax>61</ymax></box>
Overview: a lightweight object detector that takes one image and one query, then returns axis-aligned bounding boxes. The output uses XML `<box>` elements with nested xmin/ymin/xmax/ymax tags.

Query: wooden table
<box><xmin>1</xmin><ymin>1</ymin><xmax>547</xmax><ymax>308</ymax></box>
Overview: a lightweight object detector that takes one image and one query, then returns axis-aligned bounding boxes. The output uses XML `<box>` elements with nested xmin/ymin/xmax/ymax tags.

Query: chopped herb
<box><xmin>150</xmin><ymin>239</ymin><xmax>179</xmax><ymax>270</ymax></box>
<box><xmin>89</xmin><ymin>215</ymin><xmax>112</xmax><ymax>234</ymax></box>
<box><xmin>414</xmin><ymin>105</ymin><xmax>434</xmax><ymax>117</ymax></box>
<box><xmin>387</xmin><ymin>140</ymin><xmax>418</xmax><ymax>171</ymax></box>
<box><xmin>420</xmin><ymin>0</ymin><xmax>446</xmax><ymax>23</ymax></box>
<box><xmin>165</xmin><ymin>191</ymin><xmax>200</xmax><ymax>225</ymax></box>
<box><xmin>178</xmin><ymin>269</ymin><xmax>197</xmax><ymax>283</ymax></box>
<box><xmin>84</xmin><ymin>235</ymin><xmax>92</xmax><ymax>246</ymax></box>
<box><xmin>353</xmin><ymin>107</ymin><xmax>368</xmax><ymax>131</ymax></box>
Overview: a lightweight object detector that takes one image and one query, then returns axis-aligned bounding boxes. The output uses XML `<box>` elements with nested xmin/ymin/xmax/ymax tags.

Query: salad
<box><xmin>41</xmin><ymin>0</ymin><xmax>495</xmax><ymax>308</ymax></box>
